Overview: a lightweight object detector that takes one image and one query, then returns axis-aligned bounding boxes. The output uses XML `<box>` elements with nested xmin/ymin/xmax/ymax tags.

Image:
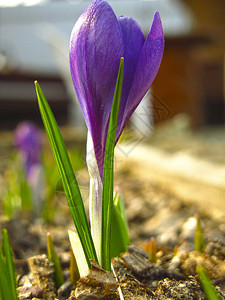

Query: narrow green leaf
<box><xmin>110</xmin><ymin>187</ymin><xmax>129</xmax><ymax>258</ymax></box>
<box><xmin>101</xmin><ymin>57</ymin><xmax>124</xmax><ymax>271</ymax></box>
<box><xmin>2</xmin><ymin>229</ymin><xmax>18</xmax><ymax>300</ymax></box>
<box><xmin>197</xmin><ymin>265</ymin><xmax>221</xmax><ymax>300</ymax></box>
<box><xmin>35</xmin><ymin>81</ymin><xmax>97</xmax><ymax>267</ymax></box>
<box><xmin>110</xmin><ymin>203</ymin><xmax>130</xmax><ymax>258</ymax></box>
<box><xmin>113</xmin><ymin>187</ymin><xmax>129</xmax><ymax>228</ymax></box>
<box><xmin>0</xmin><ymin>248</ymin><xmax>12</xmax><ymax>300</ymax></box>
<box><xmin>19</xmin><ymin>165</ymin><xmax>32</xmax><ymax>211</ymax></box>
<box><xmin>47</xmin><ymin>233</ymin><xmax>64</xmax><ymax>288</ymax></box>
<box><xmin>148</xmin><ymin>237</ymin><xmax>157</xmax><ymax>263</ymax></box>
<box><xmin>194</xmin><ymin>214</ymin><xmax>205</xmax><ymax>252</ymax></box>
<box><xmin>0</xmin><ymin>230</ymin><xmax>18</xmax><ymax>300</ymax></box>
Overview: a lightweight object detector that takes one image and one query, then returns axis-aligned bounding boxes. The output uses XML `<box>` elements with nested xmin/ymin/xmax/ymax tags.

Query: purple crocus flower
<box><xmin>15</xmin><ymin>121</ymin><xmax>42</xmax><ymax>177</ymax></box>
<box><xmin>70</xmin><ymin>0</ymin><xmax>164</xmax><ymax>179</ymax></box>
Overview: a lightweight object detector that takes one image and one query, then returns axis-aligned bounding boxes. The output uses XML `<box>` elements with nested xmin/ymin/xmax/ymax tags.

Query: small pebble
<box><xmin>58</xmin><ymin>281</ymin><xmax>73</xmax><ymax>297</ymax></box>
<box><xmin>17</xmin><ymin>285</ymin><xmax>43</xmax><ymax>299</ymax></box>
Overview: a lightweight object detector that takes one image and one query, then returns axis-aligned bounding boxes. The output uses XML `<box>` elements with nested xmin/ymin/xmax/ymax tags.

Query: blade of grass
<box><xmin>2</xmin><ymin>229</ymin><xmax>18</xmax><ymax>297</ymax></box>
<box><xmin>0</xmin><ymin>249</ymin><xmax>12</xmax><ymax>300</ymax></box>
<box><xmin>47</xmin><ymin>232</ymin><xmax>64</xmax><ymax>288</ymax></box>
<box><xmin>111</xmin><ymin>188</ymin><xmax>130</xmax><ymax>257</ymax></box>
<box><xmin>113</xmin><ymin>187</ymin><xmax>128</xmax><ymax>226</ymax></box>
<box><xmin>0</xmin><ymin>229</ymin><xmax>18</xmax><ymax>300</ymax></box>
<box><xmin>101</xmin><ymin>57</ymin><xmax>124</xmax><ymax>271</ymax></box>
<box><xmin>197</xmin><ymin>265</ymin><xmax>221</xmax><ymax>300</ymax></box>
<box><xmin>19</xmin><ymin>166</ymin><xmax>33</xmax><ymax>211</ymax></box>
<box><xmin>110</xmin><ymin>203</ymin><xmax>130</xmax><ymax>258</ymax></box>
<box><xmin>194</xmin><ymin>214</ymin><xmax>205</xmax><ymax>252</ymax></box>
<box><xmin>35</xmin><ymin>81</ymin><xmax>97</xmax><ymax>268</ymax></box>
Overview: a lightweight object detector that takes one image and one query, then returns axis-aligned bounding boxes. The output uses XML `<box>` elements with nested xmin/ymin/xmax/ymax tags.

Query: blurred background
<box><xmin>0</xmin><ymin>0</ymin><xmax>225</xmax><ymax>251</ymax></box>
<box><xmin>0</xmin><ymin>0</ymin><xmax>224</xmax><ymax>130</ymax></box>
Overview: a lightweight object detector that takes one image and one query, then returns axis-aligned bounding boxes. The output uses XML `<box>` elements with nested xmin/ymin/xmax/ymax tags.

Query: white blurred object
<box><xmin>0</xmin><ymin>0</ymin><xmax>194</xmax><ymax>73</ymax></box>
<box><xmin>0</xmin><ymin>0</ymin><xmax>49</xmax><ymax>7</ymax></box>
<box><xmin>131</xmin><ymin>90</ymin><xmax>153</xmax><ymax>138</ymax></box>
<box><xmin>28</xmin><ymin>164</ymin><xmax>45</xmax><ymax>215</ymax></box>
<box><xmin>0</xmin><ymin>0</ymin><xmax>194</xmax><ymax>131</ymax></box>
<box><xmin>36</xmin><ymin>23</ymin><xmax>84</xmax><ymax>126</ymax></box>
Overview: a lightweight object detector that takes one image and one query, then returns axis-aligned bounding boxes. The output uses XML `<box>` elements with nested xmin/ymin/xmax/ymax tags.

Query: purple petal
<box><xmin>15</xmin><ymin>122</ymin><xmax>42</xmax><ymax>151</ymax></box>
<box><xmin>15</xmin><ymin>121</ymin><xmax>42</xmax><ymax>175</ymax></box>
<box><xmin>116</xmin><ymin>17</ymin><xmax>145</xmax><ymax>134</ymax></box>
<box><xmin>70</xmin><ymin>0</ymin><xmax>124</xmax><ymax>176</ymax></box>
<box><xmin>117</xmin><ymin>12</ymin><xmax>164</xmax><ymax>139</ymax></box>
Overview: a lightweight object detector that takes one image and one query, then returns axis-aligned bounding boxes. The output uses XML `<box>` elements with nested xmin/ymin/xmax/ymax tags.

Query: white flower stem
<box><xmin>86</xmin><ymin>131</ymin><xmax>102</xmax><ymax>265</ymax></box>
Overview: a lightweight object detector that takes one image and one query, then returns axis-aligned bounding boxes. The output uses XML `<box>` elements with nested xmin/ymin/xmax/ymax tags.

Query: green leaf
<box><xmin>197</xmin><ymin>265</ymin><xmax>221</xmax><ymax>300</ymax></box>
<box><xmin>35</xmin><ymin>81</ymin><xmax>97</xmax><ymax>268</ymax></box>
<box><xmin>2</xmin><ymin>153</ymin><xmax>32</xmax><ymax>218</ymax></box>
<box><xmin>194</xmin><ymin>214</ymin><xmax>205</xmax><ymax>252</ymax></box>
<box><xmin>101</xmin><ymin>57</ymin><xmax>124</xmax><ymax>271</ymax></box>
<box><xmin>47</xmin><ymin>232</ymin><xmax>64</xmax><ymax>288</ymax></box>
<box><xmin>0</xmin><ymin>229</ymin><xmax>18</xmax><ymax>300</ymax></box>
<box><xmin>42</xmin><ymin>153</ymin><xmax>61</xmax><ymax>223</ymax></box>
<box><xmin>148</xmin><ymin>237</ymin><xmax>157</xmax><ymax>263</ymax></box>
<box><xmin>110</xmin><ymin>188</ymin><xmax>129</xmax><ymax>258</ymax></box>
<box><xmin>0</xmin><ymin>249</ymin><xmax>11</xmax><ymax>300</ymax></box>
<box><xmin>113</xmin><ymin>187</ymin><xmax>127</xmax><ymax>223</ymax></box>
<box><xmin>2</xmin><ymin>229</ymin><xmax>18</xmax><ymax>296</ymax></box>
<box><xmin>110</xmin><ymin>203</ymin><xmax>130</xmax><ymax>258</ymax></box>
<box><xmin>18</xmin><ymin>163</ymin><xmax>33</xmax><ymax>211</ymax></box>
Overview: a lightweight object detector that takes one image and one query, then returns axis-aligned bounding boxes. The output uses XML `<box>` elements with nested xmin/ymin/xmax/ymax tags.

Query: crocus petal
<box><xmin>116</xmin><ymin>17</ymin><xmax>145</xmax><ymax>134</ymax></box>
<box><xmin>15</xmin><ymin>121</ymin><xmax>42</xmax><ymax>175</ymax></box>
<box><xmin>70</xmin><ymin>0</ymin><xmax>124</xmax><ymax>176</ymax></box>
<box><xmin>117</xmin><ymin>12</ymin><xmax>164</xmax><ymax>139</ymax></box>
